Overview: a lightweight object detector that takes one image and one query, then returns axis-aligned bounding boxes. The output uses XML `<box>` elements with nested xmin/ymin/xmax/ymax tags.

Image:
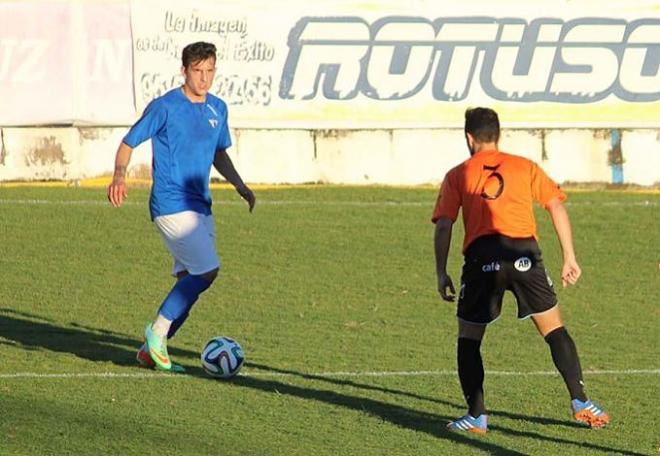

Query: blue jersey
<box><xmin>123</xmin><ymin>88</ymin><xmax>232</xmax><ymax>219</ymax></box>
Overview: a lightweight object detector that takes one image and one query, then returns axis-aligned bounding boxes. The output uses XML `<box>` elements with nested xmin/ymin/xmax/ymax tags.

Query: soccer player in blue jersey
<box><xmin>107</xmin><ymin>41</ymin><xmax>255</xmax><ymax>372</ymax></box>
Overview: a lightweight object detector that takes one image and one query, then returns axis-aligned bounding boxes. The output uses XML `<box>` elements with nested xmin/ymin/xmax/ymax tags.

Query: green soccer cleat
<box><xmin>144</xmin><ymin>323</ymin><xmax>172</xmax><ymax>371</ymax></box>
<box><xmin>170</xmin><ymin>363</ymin><xmax>186</xmax><ymax>374</ymax></box>
<box><xmin>155</xmin><ymin>362</ymin><xmax>186</xmax><ymax>374</ymax></box>
<box><xmin>137</xmin><ymin>343</ymin><xmax>186</xmax><ymax>373</ymax></box>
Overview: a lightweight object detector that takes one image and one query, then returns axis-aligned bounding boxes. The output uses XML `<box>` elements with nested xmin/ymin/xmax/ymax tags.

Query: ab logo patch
<box><xmin>514</xmin><ymin>257</ymin><xmax>532</xmax><ymax>272</ymax></box>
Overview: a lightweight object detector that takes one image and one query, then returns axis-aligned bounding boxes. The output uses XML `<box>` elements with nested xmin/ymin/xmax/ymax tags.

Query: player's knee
<box><xmin>200</xmin><ymin>268</ymin><xmax>219</xmax><ymax>283</ymax></box>
<box><xmin>532</xmin><ymin>305</ymin><xmax>564</xmax><ymax>337</ymax></box>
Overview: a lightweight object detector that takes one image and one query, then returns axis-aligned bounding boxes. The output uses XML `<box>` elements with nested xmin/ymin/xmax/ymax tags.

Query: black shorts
<box><xmin>457</xmin><ymin>234</ymin><xmax>557</xmax><ymax>325</ymax></box>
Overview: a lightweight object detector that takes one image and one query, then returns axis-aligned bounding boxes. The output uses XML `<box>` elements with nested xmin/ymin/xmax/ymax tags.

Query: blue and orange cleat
<box><xmin>446</xmin><ymin>414</ymin><xmax>488</xmax><ymax>434</ymax></box>
<box><xmin>572</xmin><ymin>399</ymin><xmax>610</xmax><ymax>429</ymax></box>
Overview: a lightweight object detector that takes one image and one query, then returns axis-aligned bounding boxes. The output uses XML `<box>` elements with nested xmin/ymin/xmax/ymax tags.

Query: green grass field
<box><xmin>0</xmin><ymin>186</ymin><xmax>658</xmax><ymax>455</ymax></box>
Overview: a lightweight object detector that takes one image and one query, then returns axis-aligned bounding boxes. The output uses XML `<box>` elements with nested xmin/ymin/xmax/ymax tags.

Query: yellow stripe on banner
<box><xmin>0</xmin><ymin>180</ymin><xmax>658</xmax><ymax>193</ymax></box>
<box><xmin>0</xmin><ymin>181</ymin><xmax>72</xmax><ymax>188</ymax></box>
<box><xmin>0</xmin><ymin>180</ymin><xmax>369</xmax><ymax>191</ymax></box>
<box><xmin>0</xmin><ymin>178</ymin><xmax>149</xmax><ymax>188</ymax></box>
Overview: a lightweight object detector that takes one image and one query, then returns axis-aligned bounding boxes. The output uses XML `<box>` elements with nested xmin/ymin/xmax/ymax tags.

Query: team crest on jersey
<box><xmin>514</xmin><ymin>257</ymin><xmax>532</xmax><ymax>272</ymax></box>
<box><xmin>206</xmin><ymin>104</ymin><xmax>219</xmax><ymax>128</ymax></box>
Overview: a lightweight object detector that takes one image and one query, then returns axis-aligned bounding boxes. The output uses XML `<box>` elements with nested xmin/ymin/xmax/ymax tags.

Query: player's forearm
<box><xmin>113</xmin><ymin>142</ymin><xmax>133</xmax><ymax>182</ymax></box>
<box><xmin>213</xmin><ymin>149</ymin><xmax>246</xmax><ymax>189</ymax></box>
<box><xmin>434</xmin><ymin>218</ymin><xmax>453</xmax><ymax>275</ymax></box>
<box><xmin>548</xmin><ymin>200</ymin><xmax>577</xmax><ymax>261</ymax></box>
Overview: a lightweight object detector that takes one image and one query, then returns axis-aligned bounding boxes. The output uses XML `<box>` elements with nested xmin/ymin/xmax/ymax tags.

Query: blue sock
<box><xmin>157</xmin><ymin>274</ymin><xmax>211</xmax><ymax>331</ymax></box>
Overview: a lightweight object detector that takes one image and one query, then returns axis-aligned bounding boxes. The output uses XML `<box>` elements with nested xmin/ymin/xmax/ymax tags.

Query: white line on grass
<box><xmin>0</xmin><ymin>199</ymin><xmax>657</xmax><ymax>207</ymax></box>
<box><xmin>0</xmin><ymin>368</ymin><xmax>658</xmax><ymax>380</ymax></box>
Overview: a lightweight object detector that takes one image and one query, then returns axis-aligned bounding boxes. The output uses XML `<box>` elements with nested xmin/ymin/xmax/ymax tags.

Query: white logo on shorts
<box><xmin>514</xmin><ymin>257</ymin><xmax>532</xmax><ymax>272</ymax></box>
<box><xmin>481</xmin><ymin>261</ymin><xmax>500</xmax><ymax>272</ymax></box>
<box><xmin>209</xmin><ymin>119</ymin><xmax>218</xmax><ymax>128</ymax></box>
<box><xmin>459</xmin><ymin>283</ymin><xmax>465</xmax><ymax>299</ymax></box>
<box><xmin>545</xmin><ymin>269</ymin><xmax>553</xmax><ymax>287</ymax></box>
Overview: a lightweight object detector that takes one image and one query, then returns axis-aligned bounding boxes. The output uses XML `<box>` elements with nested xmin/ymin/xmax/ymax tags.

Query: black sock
<box><xmin>457</xmin><ymin>337</ymin><xmax>486</xmax><ymax>417</ymax></box>
<box><xmin>544</xmin><ymin>327</ymin><xmax>588</xmax><ymax>402</ymax></box>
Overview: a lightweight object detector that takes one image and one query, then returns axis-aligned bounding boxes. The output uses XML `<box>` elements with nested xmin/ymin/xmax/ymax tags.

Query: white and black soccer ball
<box><xmin>201</xmin><ymin>336</ymin><xmax>244</xmax><ymax>379</ymax></box>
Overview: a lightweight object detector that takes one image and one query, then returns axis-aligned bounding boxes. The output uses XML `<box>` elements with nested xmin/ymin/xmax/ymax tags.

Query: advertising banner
<box><xmin>130</xmin><ymin>0</ymin><xmax>660</xmax><ymax>128</ymax></box>
<box><xmin>0</xmin><ymin>1</ymin><xmax>73</xmax><ymax>125</ymax></box>
<box><xmin>78</xmin><ymin>1</ymin><xmax>135</xmax><ymax>125</ymax></box>
<box><xmin>0</xmin><ymin>1</ymin><xmax>135</xmax><ymax>126</ymax></box>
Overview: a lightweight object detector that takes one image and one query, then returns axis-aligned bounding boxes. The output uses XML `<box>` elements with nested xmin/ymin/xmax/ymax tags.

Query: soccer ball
<box><xmin>201</xmin><ymin>336</ymin><xmax>244</xmax><ymax>379</ymax></box>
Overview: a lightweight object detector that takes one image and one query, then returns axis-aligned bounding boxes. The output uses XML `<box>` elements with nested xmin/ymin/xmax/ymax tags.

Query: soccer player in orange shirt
<box><xmin>432</xmin><ymin>107</ymin><xmax>609</xmax><ymax>434</ymax></box>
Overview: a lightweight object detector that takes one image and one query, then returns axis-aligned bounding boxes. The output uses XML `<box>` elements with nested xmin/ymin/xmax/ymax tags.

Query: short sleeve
<box><xmin>431</xmin><ymin>170</ymin><xmax>461</xmax><ymax>223</ymax></box>
<box><xmin>216</xmin><ymin>103</ymin><xmax>232</xmax><ymax>151</ymax></box>
<box><xmin>123</xmin><ymin>99</ymin><xmax>167</xmax><ymax>148</ymax></box>
<box><xmin>531</xmin><ymin>162</ymin><xmax>566</xmax><ymax>208</ymax></box>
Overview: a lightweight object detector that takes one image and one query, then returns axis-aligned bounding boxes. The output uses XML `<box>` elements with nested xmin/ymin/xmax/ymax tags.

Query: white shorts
<box><xmin>153</xmin><ymin>211</ymin><xmax>221</xmax><ymax>277</ymax></box>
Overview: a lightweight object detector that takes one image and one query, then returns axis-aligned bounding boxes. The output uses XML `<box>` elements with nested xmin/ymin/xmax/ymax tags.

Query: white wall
<box><xmin>0</xmin><ymin>127</ymin><xmax>658</xmax><ymax>186</ymax></box>
<box><xmin>620</xmin><ymin>130</ymin><xmax>660</xmax><ymax>186</ymax></box>
<box><xmin>543</xmin><ymin>130</ymin><xmax>613</xmax><ymax>184</ymax></box>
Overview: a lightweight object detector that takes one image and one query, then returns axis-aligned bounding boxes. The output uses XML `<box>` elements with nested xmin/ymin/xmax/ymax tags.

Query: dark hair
<box><xmin>464</xmin><ymin>107</ymin><xmax>500</xmax><ymax>143</ymax></box>
<box><xmin>181</xmin><ymin>42</ymin><xmax>217</xmax><ymax>68</ymax></box>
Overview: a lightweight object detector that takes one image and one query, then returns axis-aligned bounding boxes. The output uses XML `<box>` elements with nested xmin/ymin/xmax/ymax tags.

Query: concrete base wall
<box><xmin>1</xmin><ymin>127</ymin><xmax>658</xmax><ymax>186</ymax></box>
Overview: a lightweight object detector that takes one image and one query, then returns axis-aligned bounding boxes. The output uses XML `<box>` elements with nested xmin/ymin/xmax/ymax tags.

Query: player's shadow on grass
<box><xmin>180</xmin><ymin>366</ymin><xmax>523</xmax><ymax>455</ymax></box>
<box><xmin>185</xmin><ymin>364</ymin><xmax>636</xmax><ymax>455</ymax></box>
<box><xmin>226</xmin><ymin>373</ymin><xmax>642</xmax><ymax>456</ymax></box>
<box><xmin>244</xmin><ymin>361</ymin><xmax>465</xmax><ymax>410</ymax></box>
<box><xmin>487</xmin><ymin>408</ymin><xmax>583</xmax><ymax>429</ymax></box>
<box><xmin>244</xmin><ymin>362</ymin><xmax>586</xmax><ymax>430</ymax></box>
<box><xmin>0</xmin><ymin>309</ymin><xmax>197</xmax><ymax>366</ymax></box>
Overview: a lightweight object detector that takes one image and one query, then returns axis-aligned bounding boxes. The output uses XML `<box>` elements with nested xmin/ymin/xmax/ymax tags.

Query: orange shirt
<box><xmin>432</xmin><ymin>149</ymin><xmax>566</xmax><ymax>252</ymax></box>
